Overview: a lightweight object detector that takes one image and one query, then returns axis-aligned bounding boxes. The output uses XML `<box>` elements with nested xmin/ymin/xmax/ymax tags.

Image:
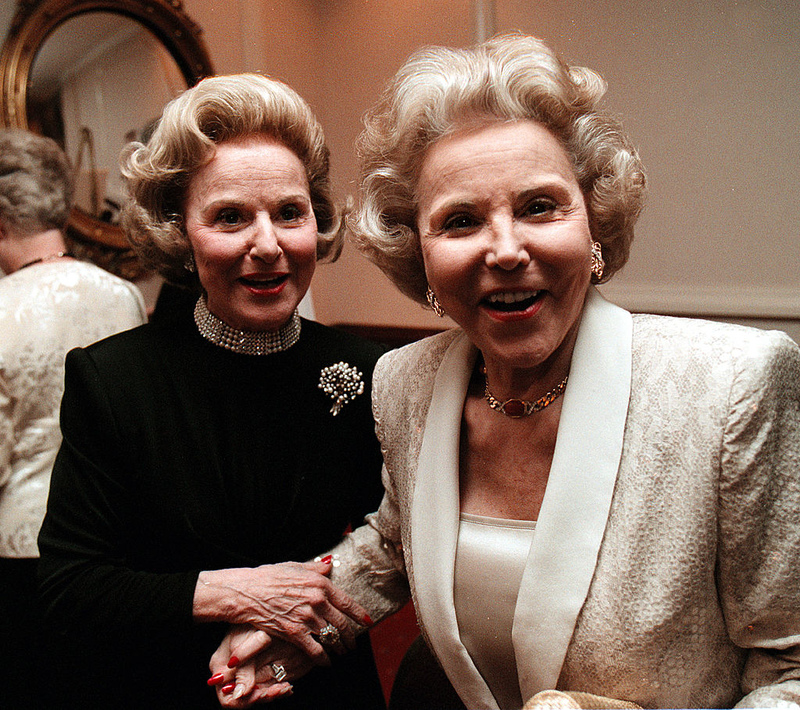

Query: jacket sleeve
<box><xmin>0</xmin><ymin>374</ymin><xmax>11</xmax><ymax>491</ymax></box>
<box><xmin>716</xmin><ymin>331</ymin><xmax>800</xmax><ymax>707</ymax></box>
<box><xmin>37</xmin><ymin>347</ymin><xmax>198</xmax><ymax>648</ymax></box>
<box><xmin>326</xmin><ymin>465</ymin><xmax>411</xmax><ymax>624</ymax></box>
<box><xmin>324</xmin><ymin>347</ymin><xmax>413</xmax><ymax>624</ymax></box>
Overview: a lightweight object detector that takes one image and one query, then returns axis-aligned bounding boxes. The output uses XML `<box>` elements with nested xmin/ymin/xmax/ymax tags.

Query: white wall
<box><xmin>332</xmin><ymin>1</ymin><xmax>797</xmax><ymax>338</ymax></box>
<box><xmin>4</xmin><ymin>0</ymin><xmax>798</xmax><ymax>340</ymax></box>
<box><xmin>191</xmin><ymin>0</ymin><xmax>800</xmax><ymax>335</ymax></box>
<box><xmin>501</xmin><ymin>0</ymin><xmax>799</xmax><ymax>322</ymax></box>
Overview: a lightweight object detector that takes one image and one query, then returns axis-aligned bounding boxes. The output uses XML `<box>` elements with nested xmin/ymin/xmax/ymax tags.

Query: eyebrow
<box><xmin>201</xmin><ymin>198</ymin><xmax>246</xmax><ymax>212</ymax></box>
<box><xmin>425</xmin><ymin>179</ymin><xmax>570</xmax><ymax>213</ymax></box>
<box><xmin>201</xmin><ymin>190</ymin><xmax>311</xmax><ymax>207</ymax></box>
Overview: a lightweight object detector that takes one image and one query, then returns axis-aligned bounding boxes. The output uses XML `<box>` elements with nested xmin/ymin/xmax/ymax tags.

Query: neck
<box><xmin>193</xmin><ymin>297</ymin><xmax>302</xmax><ymax>355</ymax></box>
<box><xmin>478</xmin><ymin>302</ymin><xmax>585</xmax><ymax>400</ymax></box>
<box><xmin>481</xmin><ymin>342</ymin><xmax>578</xmax><ymax>407</ymax></box>
<box><xmin>2</xmin><ymin>228</ymin><xmax>70</xmax><ymax>274</ymax></box>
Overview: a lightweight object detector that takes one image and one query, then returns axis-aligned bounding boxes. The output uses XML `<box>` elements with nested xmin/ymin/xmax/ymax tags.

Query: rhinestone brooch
<box><xmin>319</xmin><ymin>362</ymin><xmax>364</xmax><ymax>416</ymax></box>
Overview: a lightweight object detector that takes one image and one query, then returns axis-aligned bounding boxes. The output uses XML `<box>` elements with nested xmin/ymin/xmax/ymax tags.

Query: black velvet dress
<box><xmin>37</xmin><ymin>305</ymin><xmax>387</xmax><ymax>709</ymax></box>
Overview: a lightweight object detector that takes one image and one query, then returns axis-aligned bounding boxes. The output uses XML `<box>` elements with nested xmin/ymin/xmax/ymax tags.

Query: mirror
<box><xmin>0</xmin><ymin>0</ymin><xmax>214</xmax><ymax>277</ymax></box>
<box><xmin>29</xmin><ymin>13</ymin><xmax>186</xmax><ymax>226</ymax></box>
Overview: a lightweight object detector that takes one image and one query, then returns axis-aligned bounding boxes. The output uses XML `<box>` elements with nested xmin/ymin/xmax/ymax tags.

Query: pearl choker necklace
<box><xmin>193</xmin><ymin>297</ymin><xmax>301</xmax><ymax>355</ymax></box>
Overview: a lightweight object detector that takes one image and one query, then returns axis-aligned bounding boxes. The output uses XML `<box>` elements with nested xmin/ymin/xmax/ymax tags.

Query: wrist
<box><xmin>193</xmin><ymin>569</ymin><xmax>236</xmax><ymax>622</ymax></box>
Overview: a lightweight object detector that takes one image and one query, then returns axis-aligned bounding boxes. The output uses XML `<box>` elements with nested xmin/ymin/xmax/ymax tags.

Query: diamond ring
<box><xmin>270</xmin><ymin>662</ymin><xmax>287</xmax><ymax>682</ymax></box>
<box><xmin>317</xmin><ymin>623</ymin><xmax>342</xmax><ymax>648</ymax></box>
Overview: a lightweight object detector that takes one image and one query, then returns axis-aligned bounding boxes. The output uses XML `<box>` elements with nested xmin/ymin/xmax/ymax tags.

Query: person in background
<box><xmin>36</xmin><ymin>74</ymin><xmax>386</xmax><ymax>710</ymax></box>
<box><xmin>0</xmin><ymin>127</ymin><xmax>146</xmax><ymax>709</ymax></box>
<box><xmin>210</xmin><ymin>34</ymin><xmax>800</xmax><ymax>709</ymax></box>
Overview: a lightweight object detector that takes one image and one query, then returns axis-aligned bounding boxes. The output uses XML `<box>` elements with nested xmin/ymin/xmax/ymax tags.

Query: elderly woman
<box><xmin>213</xmin><ymin>35</ymin><xmax>800</xmax><ymax>710</ymax></box>
<box><xmin>36</xmin><ymin>75</ymin><xmax>386</xmax><ymax>710</ymax></box>
<box><xmin>0</xmin><ymin>128</ymin><xmax>145</xmax><ymax>709</ymax></box>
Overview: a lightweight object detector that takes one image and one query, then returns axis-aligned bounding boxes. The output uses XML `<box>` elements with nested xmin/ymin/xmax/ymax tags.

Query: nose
<box><xmin>485</xmin><ymin>216</ymin><xmax>530</xmax><ymax>270</ymax></box>
<box><xmin>249</xmin><ymin>214</ymin><xmax>282</xmax><ymax>262</ymax></box>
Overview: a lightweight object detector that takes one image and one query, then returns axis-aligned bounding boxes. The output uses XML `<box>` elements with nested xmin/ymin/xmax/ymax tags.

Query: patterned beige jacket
<box><xmin>0</xmin><ymin>260</ymin><xmax>146</xmax><ymax>557</ymax></box>
<box><xmin>329</xmin><ymin>289</ymin><xmax>800</xmax><ymax>709</ymax></box>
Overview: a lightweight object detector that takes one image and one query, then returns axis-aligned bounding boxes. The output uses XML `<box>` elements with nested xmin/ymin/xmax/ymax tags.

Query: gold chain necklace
<box><xmin>482</xmin><ymin>365</ymin><xmax>568</xmax><ymax>418</ymax></box>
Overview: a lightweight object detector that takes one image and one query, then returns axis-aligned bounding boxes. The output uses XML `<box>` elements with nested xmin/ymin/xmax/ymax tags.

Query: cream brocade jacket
<box><xmin>0</xmin><ymin>261</ymin><xmax>146</xmax><ymax>557</ymax></box>
<box><xmin>329</xmin><ymin>289</ymin><xmax>800</xmax><ymax>709</ymax></box>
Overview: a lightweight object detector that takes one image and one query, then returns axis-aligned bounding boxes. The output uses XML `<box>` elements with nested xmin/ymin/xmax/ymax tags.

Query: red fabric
<box><xmin>369</xmin><ymin>601</ymin><xmax>420</xmax><ymax>702</ymax></box>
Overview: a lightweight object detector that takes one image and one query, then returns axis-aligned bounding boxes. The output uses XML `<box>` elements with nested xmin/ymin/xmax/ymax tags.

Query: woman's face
<box><xmin>183</xmin><ymin>136</ymin><xmax>317</xmax><ymax>331</ymax></box>
<box><xmin>416</xmin><ymin>120</ymin><xmax>593</xmax><ymax>373</ymax></box>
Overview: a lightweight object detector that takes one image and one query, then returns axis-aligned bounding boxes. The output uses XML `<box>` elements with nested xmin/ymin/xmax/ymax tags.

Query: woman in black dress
<box><xmin>37</xmin><ymin>74</ymin><xmax>386</xmax><ymax>710</ymax></box>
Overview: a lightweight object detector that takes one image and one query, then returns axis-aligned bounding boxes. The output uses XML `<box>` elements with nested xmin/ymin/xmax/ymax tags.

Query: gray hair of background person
<box><xmin>0</xmin><ymin>129</ymin><xmax>74</xmax><ymax>237</ymax></box>
<box><xmin>350</xmin><ymin>33</ymin><xmax>648</xmax><ymax>304</ymax></box>
<box><xmin>121</xmin><ymin>73</ymin><xmax>345</xmax><ymax>286</ymax></box>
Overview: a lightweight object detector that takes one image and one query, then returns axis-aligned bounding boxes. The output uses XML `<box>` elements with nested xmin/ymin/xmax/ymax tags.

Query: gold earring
<box><xmin>426</xmin><ymin>287</ymin><xmax>446</xmax><ymax>317</ymax></box>
<box><xmin>591</xmin><ymin>241</ymin><xmax>605</xmax><ymax>280</ymax></box>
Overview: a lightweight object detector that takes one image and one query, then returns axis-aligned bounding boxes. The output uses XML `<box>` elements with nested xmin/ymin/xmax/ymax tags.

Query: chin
<box><xmin>247</xmin><ymin>314</ymin><xmax>295</xmax><ymax>332</ymax></box>
<box><xmin>482</xmin><ymin>332</ymin><xmax>564</xmax><ymax>367</ymax></box>
<box><xmin>225</xmin><ymin>294</ymin><xmax>299</xmax><ymax>330</ymax></box>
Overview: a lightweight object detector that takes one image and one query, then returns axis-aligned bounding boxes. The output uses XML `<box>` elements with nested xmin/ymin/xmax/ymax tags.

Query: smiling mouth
<box><xmin>239</xmin><ymin>275</ymin><xmax>288</xmax><ymax>289</ymax></box>
<box><xmin>482</xmin><ymin>290</ymin><xmax>543</xmax><ymax>312</ymax></box>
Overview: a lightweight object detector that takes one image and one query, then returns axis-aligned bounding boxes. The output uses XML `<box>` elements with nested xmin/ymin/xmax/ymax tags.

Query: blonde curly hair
<box><xmin>350</xmin><ymin>34</ymin><xmax>647</xmax><ymax>304</ymax></box>
<box><xmin>121</xmin><ymin>73</ymin><xmax>344</xmax><ymax>285</ymax></box>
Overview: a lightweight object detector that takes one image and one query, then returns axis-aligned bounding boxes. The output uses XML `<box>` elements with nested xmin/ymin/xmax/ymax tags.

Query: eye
<box><xmin>278</xmin><ymin>203</ymin><xmax>304</xmax><ymax>222</ymax></box>
<box><xmin>521</xmin><ymin>198</ymin><xmax>557</xmax><ymax>218</ymax></box>
<box><xmin>214</xmin><ymin>208</ymin><xmax>245</xmax><ymax>227</ymax></box>
<box><xmin>442</xmin><ymin>213</ymin><xmax>479</xmax><ymax>233</ymax></box>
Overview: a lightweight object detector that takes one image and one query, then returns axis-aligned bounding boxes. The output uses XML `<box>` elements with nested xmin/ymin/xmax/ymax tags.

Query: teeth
<box><xmin>487</xmin><ymin>290</ymin><xmax>538</xmax><ymax>304</ymax></box>
<box><xmin>243</xmin><ymin>276</ymin><xmax>281</xmax><ymax>284</ymax></box>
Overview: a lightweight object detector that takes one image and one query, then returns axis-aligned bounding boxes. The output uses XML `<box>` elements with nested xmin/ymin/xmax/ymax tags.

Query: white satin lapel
<box><xmin>411</xmin><ymin>331</ymin><xmax>499</xmax><ymax>710</ymax></box>
<box><xmin>514</xmin><ymin>288</ymin><xmax>633</xmax><ymax>699</ymax></box>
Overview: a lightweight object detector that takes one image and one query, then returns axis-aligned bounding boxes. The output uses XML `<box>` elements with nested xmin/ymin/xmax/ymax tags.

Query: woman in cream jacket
<box><xmin>211</xmin><ymin>35</ymin><xmax>800</xmax><ymax>709</ymax></box>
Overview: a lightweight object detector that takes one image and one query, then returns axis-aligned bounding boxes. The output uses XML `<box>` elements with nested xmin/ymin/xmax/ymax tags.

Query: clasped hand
<box><xmin>195</xmin><ymin>559</ymin><xmax>370</xmax><ymax>705</ymax></box>
<box><xmin>208</xmin><ymin>618</ymin><xmax>359</xmax><ymax>706</ymax></box>
<box><xmin>208</xmin><ymin>626</ymin><xmax>313</xmax><ymax>706</ymax></box>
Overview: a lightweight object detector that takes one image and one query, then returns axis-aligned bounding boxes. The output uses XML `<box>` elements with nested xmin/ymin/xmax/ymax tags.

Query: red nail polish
<box><xmin>227</xmin><ymin>655</ymin><xmax>240</xmax><ymax>668</ymax></box>
<box><xmin>221</xmin><ymin>683</ymin><xmax>235</xmax><ymax>694</ymax></box>
<box><xmin>363</xmin><ymin>613</ymin><xmax>374</xmax><ymax>626</ymax></box>
<box><xmin>207</xmin><ymin>673</ymin><xmax>225</xmax><ymax>686</ymax></box>
<box><xmin>320</xmin><ymin>555</ymin><xmax>333</xmax><ymax>564</ymax></box>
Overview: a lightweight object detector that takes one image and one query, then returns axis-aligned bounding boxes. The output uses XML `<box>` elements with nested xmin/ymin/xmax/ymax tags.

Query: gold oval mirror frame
<box><xmin>0</xmin><ymin>0</ymin><xmax>214</xmax><ymax>278</ymax></box>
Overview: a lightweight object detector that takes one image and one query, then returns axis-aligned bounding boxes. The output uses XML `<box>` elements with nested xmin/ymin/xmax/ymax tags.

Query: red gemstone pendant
<box><xmin>502</xmin><ymin>399</ymin><xmax>527</xmax><ymax>418</ymax></box>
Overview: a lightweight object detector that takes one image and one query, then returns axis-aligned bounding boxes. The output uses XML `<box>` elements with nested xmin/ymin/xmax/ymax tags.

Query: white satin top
<box><xmin>454</xmin><ymin>512</ymin><xmax>536</xmax><ymax>709</ymax></box>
